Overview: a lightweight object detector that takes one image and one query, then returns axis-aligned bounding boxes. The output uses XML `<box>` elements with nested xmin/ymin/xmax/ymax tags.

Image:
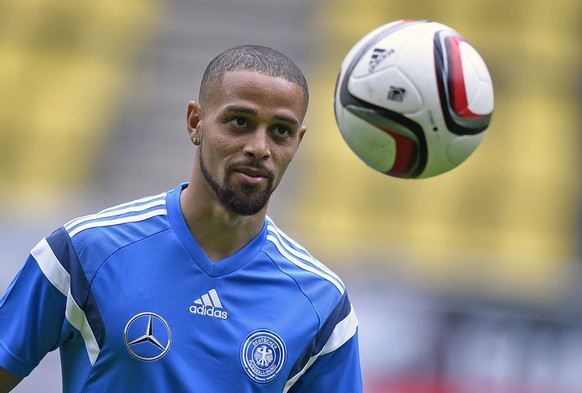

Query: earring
<box><xmin>191</xmin><ymin>137</ymin><xmax>199</xmax><ymax>145</ymax></box>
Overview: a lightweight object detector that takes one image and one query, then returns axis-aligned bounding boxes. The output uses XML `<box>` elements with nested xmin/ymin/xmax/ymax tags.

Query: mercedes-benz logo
<box><xmin>124</xmin><ymin>312</ymin><xmax>172</xmax><ymax>361</ymax></box>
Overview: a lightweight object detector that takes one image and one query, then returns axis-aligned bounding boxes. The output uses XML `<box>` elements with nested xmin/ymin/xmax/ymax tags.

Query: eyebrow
<box><xmin>223</xmin><ymin>105</ymin><xmax>300</xmax><ymax>127</ymax></box>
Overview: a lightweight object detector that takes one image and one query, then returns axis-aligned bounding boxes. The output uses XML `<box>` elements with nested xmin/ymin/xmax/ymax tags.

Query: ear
<box><xmin>186</xmin><ymin>101</ymin><xmax>202</xmax><ymax>140</ymax></box>
<box><xmin>297</xmin><ymin>125</ymin><xmax>307</xmax><ymax>146</ymax></box>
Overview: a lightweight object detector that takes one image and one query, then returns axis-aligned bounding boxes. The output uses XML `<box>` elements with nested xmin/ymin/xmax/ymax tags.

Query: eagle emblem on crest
<box><xmin>241</xmin><ymin>330</ymin><xmax>286</xmax><ymax>383</ymax></box>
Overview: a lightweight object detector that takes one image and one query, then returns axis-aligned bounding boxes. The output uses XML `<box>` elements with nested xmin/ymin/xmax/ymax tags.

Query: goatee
<box><xmin>199</xmin><ymin>152</ymin><xmax>276</xmax><ymax>216</ymax></box>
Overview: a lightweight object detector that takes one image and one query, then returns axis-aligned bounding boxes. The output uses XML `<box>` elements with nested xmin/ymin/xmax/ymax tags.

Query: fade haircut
<box><xmin>199</xmin><ymin>45</ymin><xmax>309</xmax><ymax>110</ymax></box>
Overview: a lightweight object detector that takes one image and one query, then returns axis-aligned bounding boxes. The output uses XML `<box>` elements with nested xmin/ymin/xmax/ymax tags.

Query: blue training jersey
<box><xmin>0</xmin><ymin>184</ymin><xmax>362</xmax><ymax>392</ymax></box>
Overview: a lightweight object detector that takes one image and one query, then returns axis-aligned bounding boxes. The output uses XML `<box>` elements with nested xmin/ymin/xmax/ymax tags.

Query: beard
<box><xmin>199</xmin><ymin>151</ymin><xmax>276</xmax><ymax>216</ymax></box>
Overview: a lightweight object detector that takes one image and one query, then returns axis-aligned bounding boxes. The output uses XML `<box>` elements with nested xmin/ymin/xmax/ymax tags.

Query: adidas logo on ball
<box><xmin>368</xmin><ymin>47</ymin><xmax>395</xmax><ymax>73</ymax></box>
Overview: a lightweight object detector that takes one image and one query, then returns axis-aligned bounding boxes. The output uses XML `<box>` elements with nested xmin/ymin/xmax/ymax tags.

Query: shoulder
<box><xmin>50</xmin><ymin>191</ymin><xmax>171</xmax><ymax>279</ymax></box>
<box><xmin>64</xmin><ymin>191</ymin><xmax>170</xmax><ymax>238</ymax></box>
<box><xmin>262</xmin><ymin>222</ymin><xmax>360</xmax><ymax>391</ymax></box>
<box><xmin>263</xmin><ymin>216</ymin><xmax>345</xmax><ymax>295</ymax></box>
<box><xmin>262</xmin><ymin>217</ymin><xmax>347</xmax><ymax>319</ymax></box>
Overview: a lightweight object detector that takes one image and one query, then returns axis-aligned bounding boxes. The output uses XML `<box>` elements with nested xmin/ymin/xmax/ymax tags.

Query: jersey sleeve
<box><xmin>0</xmin><ymin>241</ymin><xmax>68</xmax><ymax>377</ymax></box>
<box><xmin>286</xmin><ymin>291</ymin><xmax>363</xmax><ymax>393</ymax></box>
<box><xmin>0</xmin><ymin>226</ymin><xmax>104</xmax><ymax>377</ymax></box>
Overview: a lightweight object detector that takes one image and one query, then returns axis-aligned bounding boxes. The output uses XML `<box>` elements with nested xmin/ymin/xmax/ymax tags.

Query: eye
<box><xmin>228</xmin><ymin>117</ymin><xmax>248</xmax><ymax>129</ymax></box>
<box><xmin>273</xmin><ymin>125</ymin><xmax>291</xmax><ymax>138</ymax></box>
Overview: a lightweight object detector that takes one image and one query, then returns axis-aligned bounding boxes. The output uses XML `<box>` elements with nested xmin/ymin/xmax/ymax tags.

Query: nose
<box><xmin>243</xmin><ymin>129</ymin><xmax>271</xmax><ymax>161</ymax></box>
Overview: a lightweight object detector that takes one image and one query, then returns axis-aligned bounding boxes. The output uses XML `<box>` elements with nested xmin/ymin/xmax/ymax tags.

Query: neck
<box><xmin>179</xmin><ymin>182</ymin><xmax>266</xmax><ymax>262</ymax></box>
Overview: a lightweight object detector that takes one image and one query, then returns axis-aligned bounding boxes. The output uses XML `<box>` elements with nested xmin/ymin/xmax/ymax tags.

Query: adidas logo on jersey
<box><xmin>189</xmin><ymin>289</ymin><xmax>228</xmax><ymax>320</ymax></box>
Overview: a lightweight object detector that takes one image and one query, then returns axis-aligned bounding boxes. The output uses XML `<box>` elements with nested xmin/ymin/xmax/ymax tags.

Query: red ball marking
<box><xmin>449</xmin><ymin>36</ymin><xmax>481</xmax><ymax>119</ymax></box>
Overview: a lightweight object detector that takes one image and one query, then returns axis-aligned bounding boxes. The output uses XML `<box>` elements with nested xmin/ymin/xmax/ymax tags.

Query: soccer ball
<box><xmin>334</xmin><ymin>20</ymin><xmax>494</xmax><ymax>179</ymax></box>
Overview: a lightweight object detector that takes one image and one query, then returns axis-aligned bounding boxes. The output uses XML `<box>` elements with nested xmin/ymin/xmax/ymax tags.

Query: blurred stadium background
<box><xmin>0</xmin><ymin>0</ymin><xmax>580</xmax><ymax>391</ymax></box>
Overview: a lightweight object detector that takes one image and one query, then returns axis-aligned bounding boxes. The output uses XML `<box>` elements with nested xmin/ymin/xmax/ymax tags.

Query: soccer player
<box><xmin>0</xmin><ymin>45</ymin><xmax>362</xmax><ymax>392</ymax></box>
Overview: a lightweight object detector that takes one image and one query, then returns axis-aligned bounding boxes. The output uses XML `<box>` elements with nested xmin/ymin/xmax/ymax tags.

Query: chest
<box><xmin>87</xmin><ymin>243</ymin><xmax>317</xmax><ymax>388</ymax></box>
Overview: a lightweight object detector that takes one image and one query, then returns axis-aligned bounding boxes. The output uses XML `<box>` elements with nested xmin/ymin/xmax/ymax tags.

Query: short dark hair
<box><xmin>199</xmin><ymin>45</ymin><xmax>309</xmax><ymax>110</ymax></box>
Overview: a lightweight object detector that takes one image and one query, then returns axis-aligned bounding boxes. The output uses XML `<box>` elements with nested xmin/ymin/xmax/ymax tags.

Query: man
<box><xmin>0</xmin><ymin>45</ymin><xmax>362</xmax><ymax>392</ymax></box>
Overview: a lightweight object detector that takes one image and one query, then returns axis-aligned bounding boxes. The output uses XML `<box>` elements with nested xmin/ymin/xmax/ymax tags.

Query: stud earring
<box><xmin>191</xmin><ymin>137</ymin><xmax>199</xmax><ymax>145</ymax></box>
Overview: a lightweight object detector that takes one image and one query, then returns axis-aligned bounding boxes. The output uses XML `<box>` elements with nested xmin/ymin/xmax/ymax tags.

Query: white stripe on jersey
<box><xmin>320</xmin><ymin>305</ymin><xmax>359</xmax><ymax>355</ymax></box>
<box><xmin>65</xmin><ymin>198</ymin><xmax>166</xmax><ymax>231</ymax></box>
<box><xmin>67</xmin><ymin>208</ymin><xmax>167</xmax><ymax>238</ymax></box>
<box><xmin>266</xmin><ymin>233</ymin><xmax>345</xmax><ymax>295</ymax></box>
<box><xmin>31</xmin><ymin>239</ymin><xmax>100</xmax><ymax>365</ymax></box>
<box><xmin>64</xmin><ymin>193</ymin><xmax>167</xmax><ymax>234</ymax></box>
<box><xmin>265</xmin><ymin>222</ymin><xmax>344</xmax><ymax>295</ymax></box>
<box><xmin>283</xmin><ymin>305</ymin><xmax>359</xmax><ymax>392</ymax></box>
<box><xmin>64</xmin><ymin>288</ymin><xmax>101</xmax><ymax>366</ymax></box>
<box><xmin>31</xmin><ymin>238</ymin><xmax>70</xmax><ymax>296</ymax></box>
<box><xmin>96</xmin><ymin>192</ymin><xmax>167</xmax><ymax>215</ymax></box>
<box><xmin>265</xmin><ymin>218</ymin><xmax>344</xmax><ymax>286</ymax></box>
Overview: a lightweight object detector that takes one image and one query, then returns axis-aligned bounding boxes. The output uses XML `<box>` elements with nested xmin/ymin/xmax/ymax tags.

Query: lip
<box><xmin>235</xmin><ymin>167</ymin><xmax>268</xmax><ymax>178</ymax></box>
<box><xmin>232</xmin><ymin>167</ymin><xmax>270</xmax><ymax>185</ymax></box>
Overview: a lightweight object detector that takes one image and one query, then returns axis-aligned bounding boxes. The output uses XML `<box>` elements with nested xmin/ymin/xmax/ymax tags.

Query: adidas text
<box><xmin>189</xmin><ymin>304</ymin><xmax>228</xmax><ymax>320</ymax></box>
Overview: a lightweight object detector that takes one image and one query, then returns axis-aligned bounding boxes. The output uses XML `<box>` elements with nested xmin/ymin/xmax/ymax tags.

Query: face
<box><xmin>188</xmin><ymin>70</ymin><xmax>307</xmax><ymax>216</ymax></box>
